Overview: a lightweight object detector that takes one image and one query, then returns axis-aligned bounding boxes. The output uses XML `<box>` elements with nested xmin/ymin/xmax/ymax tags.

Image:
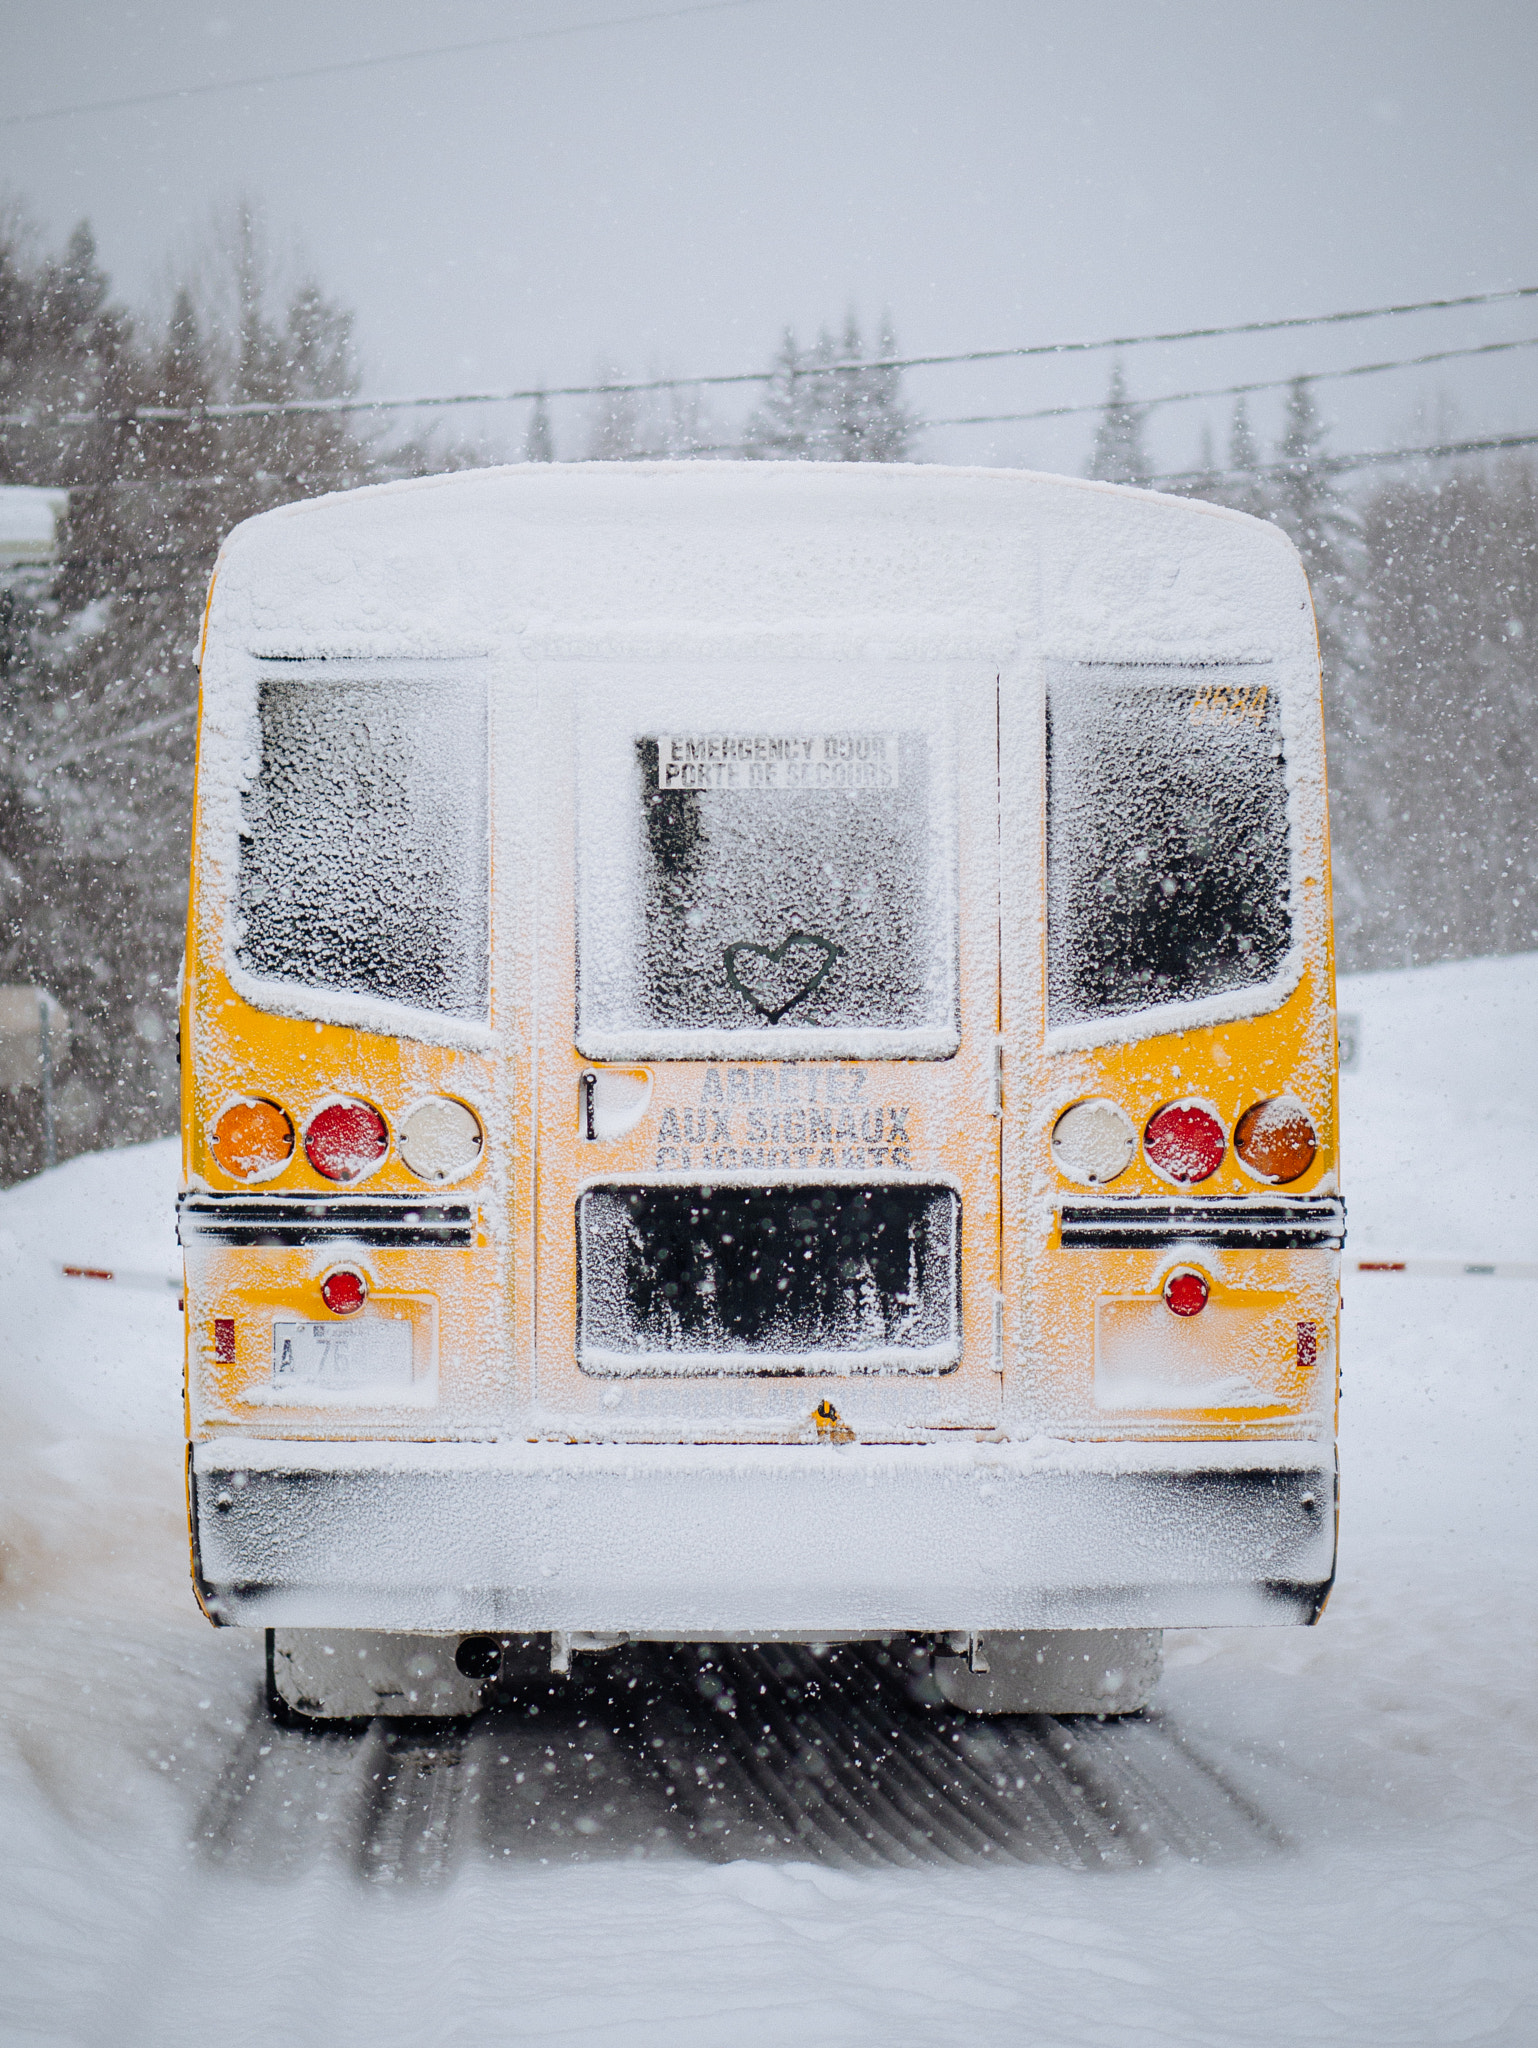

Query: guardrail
<box><xmin>58</xmin><ymin>1263</ymin><xmax>181</xmax><ymax>1294</ymax></box>
<box><xmin>1349</xmin><ymin>1257</ymin><xmax>1536</xmax><ymax>1280</ymax></box>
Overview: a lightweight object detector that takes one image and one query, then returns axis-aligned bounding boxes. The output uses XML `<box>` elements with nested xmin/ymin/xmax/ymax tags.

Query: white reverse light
<box><xmin>399</xmin><ymin>1097</ymin><xmax>483</xmax><ymax>1182</ymax></box>
<box><xmin>1051</xmin><ymin>1098</ymin><xmax>1137</xmax><ymax>1186</ymax></box>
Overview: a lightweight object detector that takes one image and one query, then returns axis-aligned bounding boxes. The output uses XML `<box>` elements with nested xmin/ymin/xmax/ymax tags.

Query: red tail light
<box><xmin>1163</xmin><ymin>1268</ymin><xmax>1209</xmax><ymax>1317</ymax></box>
<box><xmin>305</xmin><ymin>1100</ymin><xmax>388</xmax><ymax>1183</ymax></box>
<box><xmin>1144</xmin><ymin>1101</ymin><xmax>1226</xmax><ymax>1184</ymax></box>
<box><xmin>319</xmin><ymin>1261</ymin><xmax>366</xmax><ymax>1310</ymax></box>
<box><xmin>320</xmin><ymin>1267</ymin><xmax>367</xmax><ymax>1316</ymax></box>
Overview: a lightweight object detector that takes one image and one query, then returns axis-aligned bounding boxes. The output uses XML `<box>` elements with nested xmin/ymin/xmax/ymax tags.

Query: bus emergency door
<box><xmin>525</xmin><ymin>657</ymin><xmax>1003</xmax><ymax>1439</ymax></box>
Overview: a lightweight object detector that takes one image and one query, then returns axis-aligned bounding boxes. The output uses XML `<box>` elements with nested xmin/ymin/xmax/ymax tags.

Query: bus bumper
<box><xmin>190</xmin><ymin>1436</ymin><xmax>1336</xmax><ymax>1635</ymax></box>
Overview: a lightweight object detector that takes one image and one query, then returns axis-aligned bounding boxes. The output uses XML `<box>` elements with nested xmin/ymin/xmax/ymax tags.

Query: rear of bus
<box><xmin>180</xmin><ymin>465</ymin><xmax>1340</xmax><ymax>1721</ymax></box>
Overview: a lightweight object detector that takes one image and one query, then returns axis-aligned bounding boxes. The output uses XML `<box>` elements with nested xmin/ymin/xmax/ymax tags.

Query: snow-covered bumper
<box><xmin>189</xmin><ymin>1437</ymin><xmax>1337</xmax><ymax>1635</ymax></box>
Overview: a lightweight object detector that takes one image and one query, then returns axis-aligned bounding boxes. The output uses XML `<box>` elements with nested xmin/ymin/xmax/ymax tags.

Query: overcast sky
<box><xmin>5</xmin><ymin>0</ymin><xmax>1537</xmax><ymax>473</ymax></box>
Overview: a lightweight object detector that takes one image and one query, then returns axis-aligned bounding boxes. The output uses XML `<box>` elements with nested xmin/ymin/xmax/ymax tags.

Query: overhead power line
<box><xmin>39</xmin><ymin>427</ymin><xmax>1538</xmax><ymax>512</ymax></box>
<box><xmin>1</xmin><ymin>0</ymin><xmax>779</xmax><ymax>128</ymax></box>
<box><xmin>929</xmin><ymin>333</ymin><xmax>1538</xmax><ymax>430</ymax></box>
<box><xmin>838</xmin><ymin>283</ymin><xmax>1538</xmax><ymax>379</ymax></box>
<box><xmin>2</xmin><ymin>281</ymin><xmax>1536</xmax><ymax>431</ymax></box>
<box><xmin>1150</xmin><ymin>427</ymin><xmax>1538</xmax><ymax>486</ymax></box>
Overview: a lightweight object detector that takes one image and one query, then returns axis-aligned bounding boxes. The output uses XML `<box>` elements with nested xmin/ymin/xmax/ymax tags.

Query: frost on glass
<box><xmin>582</xmin><ymin>728</ymin><xmax>953</xmax><ymax>1045</ymax></box>
<box><xmin>1047</xmin><ymin>664</ymin><xmax>1291</xmax><ymax>1028</ymax></box>
<box><xmin>578</xmin><ymin>1183</ymin><xmax>960</xmax><ymax>1373</ymax></box>
<box><xmin>236</xmin><ymin>668</ymin><xmax>489</xmax><ymax>1023</ymax></box>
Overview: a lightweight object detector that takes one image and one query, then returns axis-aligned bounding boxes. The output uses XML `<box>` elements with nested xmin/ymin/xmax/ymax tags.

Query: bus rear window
<box><xmin>236</xmin><ymin>668</ymin><xmax>489</xmax><ymax>1025</ymax></box>
<box><xmin>1047</xmin><ymin>664</ymin><xmax>1292</xmax><ymax>1029</ymax></box>
<box><xmin>577</xmin><ymin>701</ymin><xmax>959</xmax><ymax>1058</ymax></box>
<box><xmin>578</xmin><ymin>1183</ymin><xmax>960</xmax><ymax>1374</ymax></box>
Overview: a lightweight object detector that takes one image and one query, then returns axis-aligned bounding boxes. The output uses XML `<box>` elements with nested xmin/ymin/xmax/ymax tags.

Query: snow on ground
<box><xmin>0</xmin><ymin>954</ymin><xmax>1535</xmax><ymax>2047</ymax></box>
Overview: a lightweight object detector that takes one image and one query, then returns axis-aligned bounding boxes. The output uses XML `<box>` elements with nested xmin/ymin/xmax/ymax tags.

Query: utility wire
<box><xmin>929</xmin><ymin>333</ymin><xmax>1538</xmax><ymax>430</ymax></box>
<box><xmin>1</xmin><ymin>0</ymin><xmax>780</xmax><ymax>128</ymax></box>
<box><xmin>1150</xmin><ymin>427</ymin><xmax>1538</xmax><ymax>486</ymax></box>
<box><xmin>36</xmin><ymin>427</ymin><xmax>1538</xmax><ymax>524</ymax></box>
<box><xmin>3</xmin><ymin>282</ymin><xmax>1536</xmax><ymax>430</ymax></box>
<box><xmin>846</xmin><ymin>284</ymin><xmax>1538</xmax><ymax>378</ymax></box>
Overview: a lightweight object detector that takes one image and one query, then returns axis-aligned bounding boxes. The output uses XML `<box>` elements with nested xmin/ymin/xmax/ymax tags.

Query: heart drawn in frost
<box><xmin>722</xmin><ymin>930</ymin><xmax>845</xmax><ymax>1024</ymax></box>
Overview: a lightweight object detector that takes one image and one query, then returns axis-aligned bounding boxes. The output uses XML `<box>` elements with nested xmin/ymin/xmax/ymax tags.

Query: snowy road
<box><xmin>2</xmin><ymin>955</ymin><xmax>1536</xmax><ymax>2046</ymax></box>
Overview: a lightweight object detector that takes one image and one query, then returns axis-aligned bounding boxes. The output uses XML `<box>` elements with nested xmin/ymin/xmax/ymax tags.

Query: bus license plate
<box><xmin>271</xmin><ymin>1317</ymin><xmax>413</xmax><ymax>1391</ymax></box>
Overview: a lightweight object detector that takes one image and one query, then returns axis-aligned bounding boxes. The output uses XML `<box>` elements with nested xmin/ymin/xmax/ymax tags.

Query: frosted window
<box><xmin>1047</xmin><ymin>665</ymin><xmax>1291</xmax><ymax>1027</ymax></box>
<box><xmin>237</xmin><ymin>668</ymin><xmax>489</xmax><ymax>1022</ymax></box>
<box><xmin>582</xmin><ymin>726</ymin><xmax>952</xmax><ymax>1048</ymax></box>
<box><xmin>578</xmin><ymin>1183</ymin><xmax>960</xmax><ymax>1374</ymax></box>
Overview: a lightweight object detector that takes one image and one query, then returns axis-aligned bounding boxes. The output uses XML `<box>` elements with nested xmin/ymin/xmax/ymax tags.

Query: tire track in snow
<box><xmin>190</xmin><ymin>1644</ymin><xmax>1285</xmax><ymax>1882</ymax></box>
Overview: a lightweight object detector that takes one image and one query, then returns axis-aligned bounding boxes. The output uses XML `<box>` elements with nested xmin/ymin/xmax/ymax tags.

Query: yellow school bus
<box><xmin>179</xmin><ymin>463</ymin><xmax>1341</xmax><ymax>1722</ymax></box>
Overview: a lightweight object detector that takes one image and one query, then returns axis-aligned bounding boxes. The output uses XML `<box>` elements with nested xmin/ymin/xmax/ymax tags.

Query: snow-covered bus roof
<box><xmin>203</xmin><ymin>462</ymin><xmax>1316</xmax><ymax>668</ymax></box>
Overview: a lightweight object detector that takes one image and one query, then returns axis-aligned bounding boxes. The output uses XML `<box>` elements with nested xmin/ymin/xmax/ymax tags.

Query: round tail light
<box><xmin>399</xmin><ymin>1096</ymin><xmax>483</xmax><ymax>1182</ymax></box>
<box><xmin>1235</xmin><ymin>1097</ymin><xmax>1318</xmax><ymax>1183</ymax></box>
<box><xmin>210</xmin><ymin>1098</ymin><xmax>293</xmax><ymax>1181</ymax></box>
<box><xmin>320</xmin><ymin>1267</ymin><xmax>367</xmax><ymax>1316</ymax></box>
<box><xmin>1163</xmin><ymin>1268</ymin><xmax>1209</xmax><ymax>1317</ymax></box>
<box><xmin>305</xmin><ymin>1100</ymin><xmax>389</xmax><ymax>1183</ymax></box>
<box><xmin>1051</xmin><ymin>1098</ymin><xmax>1137</xmax><ymax>1185</ymax></box>
<box><xmin>1144</xmin><ymin>1101</ymin><xmax>1226</xmax><ymax>1184</ymax></box>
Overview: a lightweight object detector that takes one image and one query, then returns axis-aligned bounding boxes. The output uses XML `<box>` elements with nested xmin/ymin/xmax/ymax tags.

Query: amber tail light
<box><xmin>210</xmin><ymin>1098</ymin><xmax>293</xmax><ymax>1181</ymax></box>
<box><xmin>1235</xmin><ymin>1098</ymin><xmax>1318</xmax><ymax>1183</ymax></box>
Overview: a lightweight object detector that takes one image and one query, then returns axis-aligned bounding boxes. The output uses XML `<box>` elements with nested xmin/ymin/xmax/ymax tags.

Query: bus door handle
<box><xmin>579</xmin><ymin>1067</ymin><xmax>654</xmax><ymax>1143</ymax></box>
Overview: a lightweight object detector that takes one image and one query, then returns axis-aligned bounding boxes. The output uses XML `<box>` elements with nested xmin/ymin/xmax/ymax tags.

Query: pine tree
<box><xmin>1261</xmin><ymin>378</ymin><xmax>1377</xmax><ymax>962</ymax></box>
<box><xmin>585</xmin><ymin>365</ymin><xmax>643</xmax><ymax>460</ymax></box>
<box><xmin>1226</xmin><ymin>398</ymin><xmax>1268</xmax><ymax>517</ymax></box>
<box><xmin>839</xmin><ymin>311</ymin><xmax>917</xmax><ymax>462</ymax></box>
<box><xmin>1087</xmin><ymin>362</ymin><xmax>1151</xmax><ymax>486</ymax></box>
<box><xmin>150</xmin><ymin>289</ymin><xmax>213</xmax><ymax>479</ymax></box>
<box><xmin>1269</xmin><ymin>378</ymin><xmax>1361</xmax><ymax>674</ymax></box>
<box><xmin>742</xmin><ymin>330</ymin><xmax>820</xmax><ymax>458</ymax></box>
<box><xmin>1175</xmin><ymin>398</ymin><xmax>1268</xmax><ymax>516</ymax></box>
<box><xmin>829</xmin><ymin>311</ymin><xmax>867</xmax><ymax>460</ymax></box>
<box><xmin>525</xmin><ymin>392</ymin><xmax>555</xmax><ymax>462</ymax></box>
<box><xmin>1337</xmin><ymin>461</ymin><xmax>1538</xmax><ymax>967</ymax></box>
<box><xmin>659</xmin><ymin>380</ymin><xmax>710</xmax><ymax>456</ymax></box>
<box><xmin>0</xmin><ymin>206</ymin><xmax>385</xmax><ymax>1180</ymax></box>
<box><xmin>743</xmin><ymin>316</ymin><xmax>917</xmax><ymax>462</ymax></box>
<box><xmin>1189</xmin><ymin>420</ymin><xmax>1220</xmax><ymax>496</ymax></box>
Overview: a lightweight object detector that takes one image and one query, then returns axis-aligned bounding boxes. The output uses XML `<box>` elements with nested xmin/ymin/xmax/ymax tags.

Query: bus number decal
<box><xmin>1190</xmin><ymin>681</ymin><xmax>1269</xmax><ymax>727</ymax></box>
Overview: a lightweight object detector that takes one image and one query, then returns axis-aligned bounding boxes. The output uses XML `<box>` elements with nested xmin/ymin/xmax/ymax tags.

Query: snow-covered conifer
<box><xmin>744</xmin><ymin>316</ymin><xmax>917</xmax><ymax>461</ymax></box>
<box><xmin>1087</xmin><ymin>362</ymin><xmax>1151</xmax><ymax>486</ymax></box>
<box><xmin>525</xmin><ymin>392</ymin><xmax>555</xmax><ymax>462</ymax></box>
<box><xmin>743</xmin><ymin>330</ymin><xmax>820</xmax><ymax>458</ymax></box>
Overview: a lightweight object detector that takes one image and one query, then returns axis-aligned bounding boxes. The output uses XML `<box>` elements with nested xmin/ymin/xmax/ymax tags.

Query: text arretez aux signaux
<box><xmin>655</xmin><ymin>733</ymin><xmax>901</xmax><ymax>793</ymax></box>
<box><xmin>653</xmin><ymin>1065</ymin><xmax>913</xmax><ymax>1170</ymax></box>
